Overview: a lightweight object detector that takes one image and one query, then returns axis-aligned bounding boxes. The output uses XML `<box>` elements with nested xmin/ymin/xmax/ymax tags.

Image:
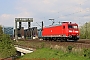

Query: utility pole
<box><xmin>36</xmin><ymin>21</ymin><xmax>44</xmax><ymax>31</ymax></box>
<box><xmin>42</xmin><ymin>21</ymin><xmax>43</xmax><ymax>31</ymax></box>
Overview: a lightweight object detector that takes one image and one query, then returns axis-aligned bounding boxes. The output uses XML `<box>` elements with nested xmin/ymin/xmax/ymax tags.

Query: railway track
<box><xmin>17</xmin><ymin>39</ymin><xmax>90</xmax><ymax>49</ymax></box>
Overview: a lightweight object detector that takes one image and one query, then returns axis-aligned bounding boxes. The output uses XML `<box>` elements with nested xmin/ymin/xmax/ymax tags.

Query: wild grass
<box><xmin>15</xmin><ymin>40</ymin><xmax>90</xmax><ymax>60</ymax></box>
<box><xmin>17</xmin><ymin>48</ymin><xmax>90</xmax><ymax>60</ymax></box>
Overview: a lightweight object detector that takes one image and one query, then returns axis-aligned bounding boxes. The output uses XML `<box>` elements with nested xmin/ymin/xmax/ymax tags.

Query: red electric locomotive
<box><xmin>42</xmin><ymin>22</ymin><xmax>79</xmax><ymax>41</ymax></box>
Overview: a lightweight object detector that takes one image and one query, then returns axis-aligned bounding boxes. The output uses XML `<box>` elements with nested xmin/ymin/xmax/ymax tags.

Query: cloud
<box><xmin>0</xmin><ymin>14</ymin><xmax>12</xmax><ymax>20</ymax></box>
<box><xmin>0</xmin><ymin>0</ymin><xmax>90</xmax><ymax>28</ymax></box>
<box><xmin>0</xmin><ymin>14</ymin><xmax>15</xmax><ymax>26</ymax></box>
<box><xmin>14</xmin><ymin>0</ymin><xmax>90</xmax><ymax>27</ymax></box>
<box><xmin>15</xmin><ymin>12</ymin><xmax>33</xmax><ymax>18</ymax></box>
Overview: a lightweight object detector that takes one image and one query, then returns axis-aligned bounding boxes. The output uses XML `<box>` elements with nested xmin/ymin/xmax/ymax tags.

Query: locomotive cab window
<box><xmin>68</xmin><ymin>25</ymin><xmax>73</xmax><ymax>28</ymax></box>
<box><xmin>68</xmin><ymin>25</ymin><xmax>78</xmax><ymax>29</ymax></box>
<box><xmin>63</xmin><ymin>26</ymin><xmax>65</xmax><ymax>29</ymax></box>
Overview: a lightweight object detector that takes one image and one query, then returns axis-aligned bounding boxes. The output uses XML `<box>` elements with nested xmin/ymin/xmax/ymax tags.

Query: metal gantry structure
<box><xmin>15</xmin><ymin>18</ymin><xmax>33</xmax><ymax>40</ymax></box>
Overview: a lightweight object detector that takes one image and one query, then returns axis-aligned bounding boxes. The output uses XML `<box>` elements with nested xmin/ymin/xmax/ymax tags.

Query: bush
<box><xmin>67</xmin><ymin>46</ymin><xmax>73</xmax><ymax>53</ymax></box>
<box><xmin>83</xmin><ymin>49</ymin><xmax>90</xmax><ymax>58</ymax></box>
<box><xmin>0</xmin><ymin>34</ymin><xmax>16</xmax><ymax>58</ymax></box>
<box><xmin>41</xmin><ymin>42</ymin><xmax>45</xmax><ymax>48</ymax></box>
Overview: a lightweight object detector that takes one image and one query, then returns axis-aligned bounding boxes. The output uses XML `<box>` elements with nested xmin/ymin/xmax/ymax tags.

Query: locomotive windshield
<box><xmin>68</xmin><ymin>25</ymin><xmax>78</xmax><ymax>29</ymax></box>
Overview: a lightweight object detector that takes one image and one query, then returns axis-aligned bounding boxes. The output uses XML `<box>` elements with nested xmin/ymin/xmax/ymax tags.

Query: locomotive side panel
<box><xmin>42</xmin><ymin>25</ymin><xmax>63</xmax><ymax>37</ymax></box>
<box><xmin>42</xmin><ymin>23</ymin><xmax>69</xmax><ymax>37</ymax></box>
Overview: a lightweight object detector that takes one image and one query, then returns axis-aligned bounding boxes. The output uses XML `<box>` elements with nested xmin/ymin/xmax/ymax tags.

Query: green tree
<box><xmin>0</xmin><ymin>26</ymin><xmax>16</xmax><ymax>58</ymax></box>
<box><xmin>80</xmin><ymin>26</ymin><xmax>86</xmax><ymax>39</ymax></box>
<box><xmin>0</xmin><ymin>25</ymin><xmax>3</xmax><ymax>36</ymax></box>
<box><xmin>80</xmin><ymin>22</ymin><xmax>90</xmax><ymax>39</ymax></box>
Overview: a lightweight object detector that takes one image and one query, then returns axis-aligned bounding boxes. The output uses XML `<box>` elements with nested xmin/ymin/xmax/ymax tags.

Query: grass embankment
<box><xmin>17</xmin><ymin>48</ymin><xmax>90</xmax><ymax>60</ymax></box>
<box><xmin>15</xmin><ymin>40</ymin><xmax>90</xmax><ymax>60</ymax></box>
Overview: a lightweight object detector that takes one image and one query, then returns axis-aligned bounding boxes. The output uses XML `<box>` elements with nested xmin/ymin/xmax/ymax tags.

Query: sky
<box><xmin>0</xmin><ymin>0</ymin><xmax>90</xmax><ymax>28</ymax></box>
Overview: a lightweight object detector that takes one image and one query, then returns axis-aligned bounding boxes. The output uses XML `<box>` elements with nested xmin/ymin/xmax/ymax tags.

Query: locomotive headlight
<box><xmin>75</xmin><ymin>31</ymin><xmax>78</xmax><ymax>33</ymax></box>
<box><xmin>69</xmin><ymin>30</ymin><xmax>72</xmax><ymax>32</ymax></box>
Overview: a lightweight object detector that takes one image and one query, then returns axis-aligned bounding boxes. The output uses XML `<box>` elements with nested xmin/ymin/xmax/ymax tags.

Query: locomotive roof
<box><xmin>45</xmin><ymin>24</ymin><xmax>62</xmax><ymax>28</ymax></box>
<box><xmin>44</xmin><ymin>22</ymin><xmax>78</xmax><ymax>28</ymax></box>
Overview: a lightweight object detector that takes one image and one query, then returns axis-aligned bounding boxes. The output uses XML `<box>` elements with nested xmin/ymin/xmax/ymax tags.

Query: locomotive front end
<box><xmin>68</xmin><ymin>24</ymin><xmax>79</xmax><ymax>41</ymax></box>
